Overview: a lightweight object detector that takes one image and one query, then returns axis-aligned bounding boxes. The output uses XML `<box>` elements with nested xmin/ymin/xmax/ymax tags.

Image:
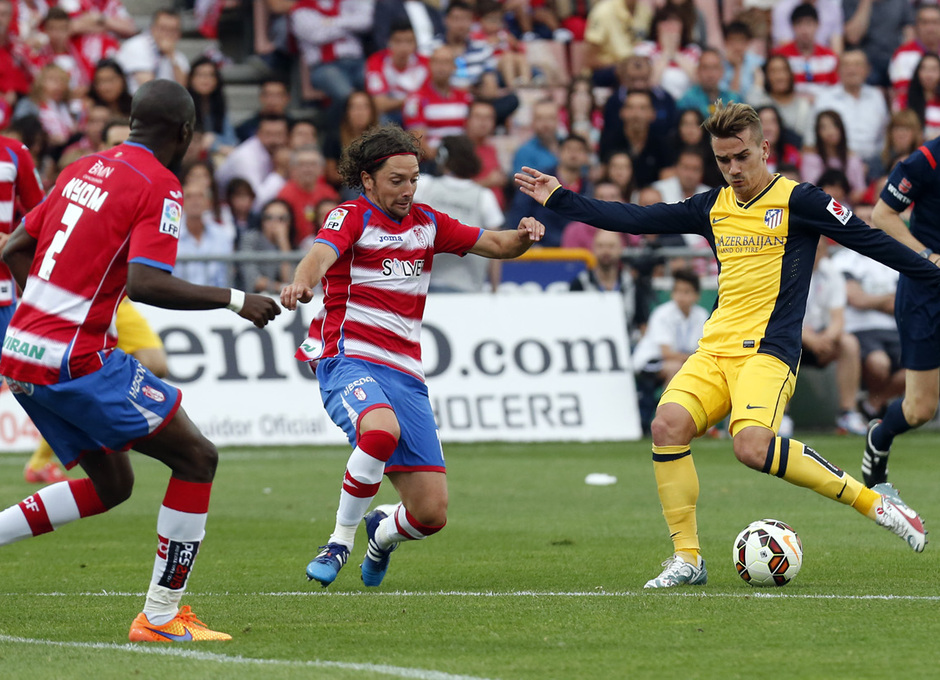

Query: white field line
<box><xmin>4</xmin><ymin>589</ymin><xmax>940</xmax><ymax>602</ymax></box>
<box><xmin>0</xmin><ymin>634</ymin><xmax>493</xmax><ymax>680</ymax></box>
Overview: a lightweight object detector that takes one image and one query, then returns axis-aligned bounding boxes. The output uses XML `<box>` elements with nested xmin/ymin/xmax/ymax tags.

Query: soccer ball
<box><xmin>732</xmin><ymin>519</ymin><xmax>803</xmax><ymax>587</ymax></box>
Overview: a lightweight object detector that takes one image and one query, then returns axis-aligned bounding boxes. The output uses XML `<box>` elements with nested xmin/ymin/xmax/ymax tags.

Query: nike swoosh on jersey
<box><xmin>150</xmin><ymin>627</ymin><xmax>194</xmax><ymax>641</ymax></box>
<box><xmin>836</xmin><ymin>481</ymin><xmax>847</xmax><ymax>499</ymax></box>
<box><xmin>712</xmin><ymin>216</ymin><xmax>729</xmax><ymax>223</ymax></box>
<box><xmin>745</xmin><ymin>404</ymin><xmax>766</xmax><ymax>409</ymax></box>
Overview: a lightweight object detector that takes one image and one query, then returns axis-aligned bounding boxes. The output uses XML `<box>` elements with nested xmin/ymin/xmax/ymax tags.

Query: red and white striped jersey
<box><xmin>365</xmin><ymin>50</ymin><xmax>429</xmax><ymax>101</ymax></box>
<box><xmin>0</xmin><ymin>135</ymin><xmax>44</xmax><ymax>307</ymax></box>
<box><xmin>889</xmin><ymin>40</ymin><xmax>927</xmax><ymax>98</ymax></box>
<box><xmin>290</xmin><ymin>0</ymin><xmax>374</xmax><ymax>67</ymax></box>
<box><xmin>773</xmin><ymin>42</ymin><xmax>839</xmax><ymax>94</ymax></box>
<box><xmin>0</xmin><ymin>142</ymin><xmax>182</xmax><ymax>384</ymax></box>
<box><xmin>402</xmin><ymin>83</ymin><xmax>472</xmax><ymax>151</ymax></box>
<box><xmin>295</xmin><ymin>195</ymin><xmax>483</xmax><ymax>380</ymax></box>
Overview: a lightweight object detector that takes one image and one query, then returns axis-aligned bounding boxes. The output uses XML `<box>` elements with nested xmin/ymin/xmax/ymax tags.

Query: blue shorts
<box><xmin>4</xmin><ymin>349</ymin><xmax>182</xmax><ymax>469</ymax></box>
<box><xmin>317</xmin><ymin>356</ymin><xmax>445</xmax><ymax>473</ymax></box>
<box><xmin>0</xmin><ymin>304</ymin><xmax>14</xmax><ymax>339</ymax></box>
<box><xmin>895</xmin><ymin>276</ymin><xmax>940</xmax><ymax>371</ymax></box>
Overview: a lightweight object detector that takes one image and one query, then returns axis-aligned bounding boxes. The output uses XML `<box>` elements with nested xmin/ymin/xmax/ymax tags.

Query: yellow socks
<box><xmin>652</xmin><ymin>445</ymin><xmax>700</xmax><ymax>557</ymax></box>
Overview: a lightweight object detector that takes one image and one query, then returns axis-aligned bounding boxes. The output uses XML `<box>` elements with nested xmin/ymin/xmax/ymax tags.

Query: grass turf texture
<box><xmin>1</xmin><ymin>434</ymin><xmax>940</xmax><ymax>679</ymax></box>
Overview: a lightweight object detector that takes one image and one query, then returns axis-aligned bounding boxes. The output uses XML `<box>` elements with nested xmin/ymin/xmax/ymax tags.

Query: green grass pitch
<box><xmin>1</xmin><ymin>433</ymin><xmax>940</xmax><ymax>679</ymax></box>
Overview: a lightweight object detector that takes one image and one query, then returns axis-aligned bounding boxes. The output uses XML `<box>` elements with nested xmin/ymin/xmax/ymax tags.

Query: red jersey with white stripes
<box><xmin>402</xmin><ymin>83</ymin><xmax>472</xmax><ymax>151</ymax></box>
<box><xmin>296</xmin><ymin>194</ymin><xmax>482</xmax><ymax>380</ymax></box>
<box><xmin>0</xmin><ymin>142</ymin><xmax>182</xmax><ymax>384</ymax></box>
<box><xmin>0</xmin><ymin>135</ymin><xmax>44</xmax><ymax>307</ymax></box>
<box><xmin>772</xmin><ymin>42</ymin><xmax>839</xmax><ymax>94</ymax></box>
<box><xmin>365</xmin><ymin>50</ymin><xmax>429</xmax><ymax>101</ymax></box>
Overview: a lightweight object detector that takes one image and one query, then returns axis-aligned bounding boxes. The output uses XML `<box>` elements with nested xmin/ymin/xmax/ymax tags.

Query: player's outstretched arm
<box><xmin>280</xmin><ymin>242</ymin><xmax>339</xmax><ymax>311</ymax></box>
<box><xmin>514</xmin><ymin>167</ymin><xmax>562</xmax><ymax>205</ymax></box>
<box><xmin>469</xmin><ymin>216</ymin><xmax>545</xmax><ymax>259</ymax></box>
<box><xmin>126</xmin><ymin>263</ymin><xmax>281</xmax><ymax>329</ymax></box>
<box><xmin>1</xmin><ymin>225</ymin><xmax>37</xmax><ymax>290</ymax></box>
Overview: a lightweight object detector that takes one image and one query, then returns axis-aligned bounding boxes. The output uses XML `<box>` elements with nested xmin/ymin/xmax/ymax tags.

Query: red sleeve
<box><xmin>22</xmin><ymin>196</ymin><xmax>49</xmax><ymax>239</ymax></box>
<box><xmin>402</xmin><ymin>93</ymin><xmax>425</xmax><ymax>130</ymax></box>
<box><xmin>14</xmin><ymin>144</ymin><xmax>43</xmax><ymax>212</ymax></box>
<box><xmin>424</xmin><ymin>205</ymin><xmax>482</xmax><ymax>255</ymax></box>
<box><xmin>127</xmin><ymin>176</ymin><xmax>184</xmax><ymax>272</ymax></box>
<box><xmin>313</xmin><ymin>202</ymin><xmax>364</xmax><ymax>258</ymax></box>
<box><xmin>365</xmin><ymin>52</ymin><xmax>388</xmax><ymax>96</ymax></box>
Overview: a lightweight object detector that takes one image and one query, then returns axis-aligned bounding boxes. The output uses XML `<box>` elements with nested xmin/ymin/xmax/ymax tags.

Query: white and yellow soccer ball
<box><xmin>733</xmin><ymin>519</ymin><xmax>803</xmax><ymax>586</ymax></box>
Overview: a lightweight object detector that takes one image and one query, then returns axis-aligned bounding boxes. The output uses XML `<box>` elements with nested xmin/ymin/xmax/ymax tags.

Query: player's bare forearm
<box><xmin>470</xmin><ymin>217</ymin><xmax>545</xmax><ymax>259</ymax></box>
<box><xmin>281</xmin><ymin>242</ymin><xmax>338</xmax><ymax>310</ymax></box>
<box><xmin>871</xmin><ymin>200</ymin><xmax>923</xmax><ymax>252</ymax></box>
<box><xmin>1</xmin><ymin>225</ymin><xmax>36</xmax><ymax>290</ymax></box>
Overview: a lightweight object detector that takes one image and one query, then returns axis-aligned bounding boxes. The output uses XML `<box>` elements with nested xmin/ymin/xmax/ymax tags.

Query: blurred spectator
<box><xmin>5</xmin><ymin>114</ymin><xmax>51</xmax><ymax>187</ymax></box>
<box><xmin>253</xmin><ymin>0</ymin><xmax>293</xmax><ymax>72</ymax></box>
<box><xmin>677</xmin><ymin>47</ymin><xmax>741</xmax><ymax>117</ymax></box>
<box><xmin>289</xmin><ymin>0</ymin><xmax>373</xmax><ymax>125</ymax></box>
<box><xmin>372</xmin><ymin>0</ymin><xmax>443</xmax><ymax>56</ymax></box>
<box><xmin>277</xmin><ymin>145</ymin><xmax>339</xmax><ymax>247</ymax></box>
<box><xmin>633</xmin><ymin>5</ymin><xmax>700</xmax><ymax>102</ymax></box>
<box><xmin>507</xmin><ymin>134</ymin><xmax>593</xmax><ymax>247</ymax></box>
<box><xmin>432</xmin><ymin>1</ymin><xmax>493</xmax><ymax>91</ymax></box>
<box><xmin>32</xmin><ymin>7</ymin><xmax>93</xmax><ymax>99</ymax></box>
<box><xmin>322</xmin><ymin>90</ymin><xmax>378</xmax><ymax>196</ymax></box>
<box><xmin>238</xmin><ymin>197</ymin><xmax>295</xmax><ymax>294</ymax></box>
<box><xmin>88</xmin><ymin>58</ymin><xmax>132</xmax><ymax>117</ymax></box>
<box><xmin>816</xmin><ymin>167</ymin><xmax>851</xmax><ymax>203</ymax></box>
<box><xmin>583</xmin><ymin>0</ymin><xmax>652</xmax><ymax>86</ymax></box>
<box><xmin>59</xmin><ymin>103</ymin><xmax>110</xmax><ymax>167</ymax></box>
<box><xmin>215</xmin><ymin>113</ymin><xmax>288</xmax><ymax>194</ymax></box>
<box><xmin>570</xmin><ymin>229</ymin><xmax>652</xmax><ymax>345</ymax></box>
<box><xmin>746</xmin><ymin>53</ymin><xmax>812</xmax><ymax>143</ymax></box>
<box><xmin>58</xmin><ymin>0</ymin><xmax>135</xmax><ymax>69</ymax></box>
<box><xmin>651</xmin><ymin>146</ymin><xmax>710</xmax><ymax>203</ymax></box>
<box><xmin>512</xmin><ymin>98</ymin><xmax>560</xmax><ymax>174</ymax></box>
<box><xmin>365</xmin><ymin>20</ymin><xmax>429</xmax><ymax>124</ymax></box>
<box><xmin>602</xmin><ymin>89</ymin><xmax>673</xmax><ymax>186</ymax></box>
<box><xmin>666</xmin><ymin>0</ymin><xmax>708</xmax><ymax>47</ymax></box>
<box><xmin>221</xmin><ymin>177</ymin><xmax>256</xmax><ymax>244</ymax></box>
<box><xmin>632</xmin><ymin>267</ymin><xmax>707</xmax><ymax>431</ymax></box>
<box><xmin>474</xmin><ymin>0</ymin><xmax>531</xmax><ymax>87</ymax></box>
<box><xmin>413</xmin><ymin>135</ymin><xmax>504</xmax><ymax>293</ymax></box>
<box><xmin>671</xmin><ymin>107</ymin><xmax>722</xmax><ymax>187</ymax></box>
<box><xmin>811</xmin><ymin>50</ymin><xmax>888</xmax><ymax>163</ymax></box>
<box><xmin>253</xmin><ymin>145</ymin><xmax>291</xmax><ymax>210</ymax></box>
<box><xmin>889</xmin><ymin>4</ymin><xmax>940</xmax><ymax>104</ymax></box>
<box><xmin>843</xmin><ymin>0</ymin><xmax>913</xmax><ymax>87</ymax></box>
<box><xmin>403</xmin><ymin>44</ymin><xmax>471</xmax><ymax>160</ymax></box>
<box><xmin>896</xmin><ymin>52</ymin><xmax>940</xmax><ymax>141</ymax></box>
<box><xmin>721</xmin><ymin>21</ymin><xmax>764</xmax><ymax>101</ymax></box>
<box><xmin>464</xmin><ymin>99</ymin><xmax>508</xmax><ymax>210</ymax></box>
<box><xmin>602</xmin><ymin>150</ymin><xmax>638</xmax><ymax>203</ymax></box>
<box><xmin>861</xmin><ymin>108</ymin><xmax>922</xmax><ymax>204</ymax></box>
<box><xmin>14</xmin><ymin>63</ymin><xmax>76</xmax><ymax>156</ymax></box>
<box><xmin>560</xmin><ymin>75</ymin><xmax>603</xmax><ymax>150</ymax></box>
<box><xmin>801</xmin><ymin>109</ymin><xmax>866</xmax><ymax>203</ymax></box>
<box><xmin>235</xmin><ymin>77</ymin><xmax>291</xmax><ymax>143</ymax></box>
<box><xmin>771</xmin><ymin>3</ymin><xmax>839</xmax><ymax>98</ymax></box>
<box><xmin>176</xmin><ymin>181</ymin><xmax>234</xmax><ymax>288</ymax></box>
<box><xmin>310</xmin><ymin>197</ymin><xmax>339</xmax><ymax>247</ymax></box>
<box><xmin>101</xmin><ymin>116</ymin><xmax>129</xmax><ymax>148</ymax></box>
<box><xmin>832</xmin><ymin>246</ymin><xmax>905</xmax><ymax>420</ymax></box>
<box><xmin>771</xmin><ymin>0</ymin><xmax>843</xmax><ymax>52</ymax></box>
<box><xmin>14</xmin><ymin>0</ymin><xmax>49</xmax><ymax>49</ymax></box>
<box><xmin>116</xmin><ymin>8</ymin><xmax>189</xmax><ymax>94</ymax></box>
<box><xmin>601</xmin><ymin>55</ymin><xmax>677</xmax><ymax>145</ymax></box>
<box><xmin>755</xmin><ymin>105</ymin><xmax>801</xmax><ymax>172</ymax></box>
<box><xmin>288</xmin><ymin>118</ymin><xmax>318</xmax><ymax>148</ymax></box>
<box><xmin>181</xmin><ymin>159</ymin><xmax>222</xmax><ymax>222</ymax></box>
<box><xmin>0</xmin><ymin>0</ymin><xmax>34</xmax><ymax>103</ymax></box>
<box><xmin>801</xmin><ymin>238</ymin><xmax>868</xmax><ymax>435</ymax></box>
<box><xmin>187</xmin><ymin>56</ymin><xmax>237</xmax><ymax>159</ymax></box>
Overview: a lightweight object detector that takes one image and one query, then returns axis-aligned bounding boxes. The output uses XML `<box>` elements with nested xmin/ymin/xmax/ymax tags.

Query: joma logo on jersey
<box><xmin>3</xmin><ymin>336</ymin><xmax>45</xmax><ymax>360</ymax></box>
<box><xmin>61</xmin><ymin>177</ymin><xmax>109</xmax><ymax>212</ymax></box>
<box><xmin>379</xmin><ymin>235</ymin><xmax>403</xmax><ymax>243</ymax></box>
<box><xmin>87</xmin><ymin>160</ymin><xmax>114</xmax><ymax>179</ymax></box>
<box><xmin>382</xmin><ymin>258</ymin><xmax>425</xmax><ymax>277</ymax></box>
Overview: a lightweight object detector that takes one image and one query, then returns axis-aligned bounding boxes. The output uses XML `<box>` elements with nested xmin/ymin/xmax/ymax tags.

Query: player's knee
<box><xmin>360</xmin><ymin>409</ymin><xmax>401</xmax><ymax>441</ymax></box>
<box><xmin>907</xmin><ymin>398</ymin><xmax>939</xmax><ymax>427</ymax></box>
<box><xmin>409</xmin><ymin>504</ymin><xmax>447</xmax><ymax>534</ymax></box>
<box><xmin>94</xmin><ymin>471</ymin><xmax>135</xmax><ymax>508</ymax></box>
<box><xmin>732</xmin><ymin>431</ymin><xmax>771</xmax><ymax>471</ymax></box>
<box><xmin>177</xmin><ymin>437</ymin><xmax>219</xmax><ymax>482</ymax></box>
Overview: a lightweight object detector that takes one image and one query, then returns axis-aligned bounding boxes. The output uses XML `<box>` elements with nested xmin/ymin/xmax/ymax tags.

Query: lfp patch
<box><xmin>323</xmin><ymin>207</ymin><xmax>348</xmax><ymax>231</ymax></box>
<box><xmin>160</xmin><ymin>199</ymin><xmax>182</xmax><ymax>237</ymax></box>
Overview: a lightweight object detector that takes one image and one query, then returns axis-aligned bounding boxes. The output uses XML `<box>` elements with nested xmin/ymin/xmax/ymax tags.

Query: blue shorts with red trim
<box><xmin>4</xmin><ymin>349</ymin><xmax>182</xmax><ymax>469</ymax></box>
<box><xmin>317</xmin><ymin>356</ymin><xmax>445</xmax><ymax>473</ymax></box>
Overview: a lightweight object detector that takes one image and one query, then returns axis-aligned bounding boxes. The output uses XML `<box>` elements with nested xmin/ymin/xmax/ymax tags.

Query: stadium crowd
<box><xmin>1</xmin><ymin>0</ymin><xmax>934</xmax><ymax>436</ymax></box>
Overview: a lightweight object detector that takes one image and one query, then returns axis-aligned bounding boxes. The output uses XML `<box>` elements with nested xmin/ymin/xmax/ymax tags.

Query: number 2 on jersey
<box><xmin>38</xmin><ymin>203</ymin><xmax>84</xmax><ymax>281</ymax></box>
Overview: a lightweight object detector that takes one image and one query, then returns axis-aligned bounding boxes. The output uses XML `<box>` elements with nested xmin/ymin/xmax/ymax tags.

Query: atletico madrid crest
<box><xmin>763</xmin><ymin>208</ymin><xmax>783</xmax><ymax>229</ymax></box>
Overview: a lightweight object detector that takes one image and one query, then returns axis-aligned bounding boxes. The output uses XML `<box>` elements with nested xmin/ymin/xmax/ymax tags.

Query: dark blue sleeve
<box><xmin>543</xmin><ymin>187</ymin><xmax>716</xmax><ymax>236</ymax></box>
<box><xmin>879</xmin><ymin>149</ymin><xmax>929</xmax><ymax>212</ymax></box>
<box><xmin>790</xmin><ymin>182</ymin><xmax>940</xmax><ymax>291</ymax></box>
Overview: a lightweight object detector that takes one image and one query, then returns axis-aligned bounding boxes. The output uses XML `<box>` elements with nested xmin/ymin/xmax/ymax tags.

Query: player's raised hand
<box><xmin>514</xmin><ymin>167</ymin><xmax>561</xmax><ymax>205</ymax></box>
<box><xmin>240</xmin><ymin>294</ymin><xmax>282</xmax><ymax>328</ymax></box>
<box><xmin>280</xmin><ymin>283</ymin><xmax>315</xmax><ymax>311</ymax></box>
<box><xmin>517</xmin><ymin>216</ymin><xmax>545</xmax><ymax>243</ymax></box>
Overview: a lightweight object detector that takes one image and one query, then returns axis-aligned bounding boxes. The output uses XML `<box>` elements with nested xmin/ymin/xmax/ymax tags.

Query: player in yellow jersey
<box><xmin>516</xmin><ymin>100</ymin><xmax>940</xmax><ymax>587</ymax></box>
<box><xmin>24</xmin><ymin>299</ymin><xmax>168</xmax><ymax>482</ymax></box>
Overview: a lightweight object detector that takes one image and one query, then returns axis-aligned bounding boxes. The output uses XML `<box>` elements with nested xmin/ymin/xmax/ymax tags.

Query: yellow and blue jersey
<box><xmin>546</xmin><ymin>175</ymin><xmax>940</xmax><ymax>372</ymax></box>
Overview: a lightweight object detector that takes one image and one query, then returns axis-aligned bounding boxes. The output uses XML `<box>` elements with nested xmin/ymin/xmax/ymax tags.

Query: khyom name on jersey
<box><xmin>60</xmin><ymin>177</ymin><xmax>109</xmax><ymax>212</ymax></box>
